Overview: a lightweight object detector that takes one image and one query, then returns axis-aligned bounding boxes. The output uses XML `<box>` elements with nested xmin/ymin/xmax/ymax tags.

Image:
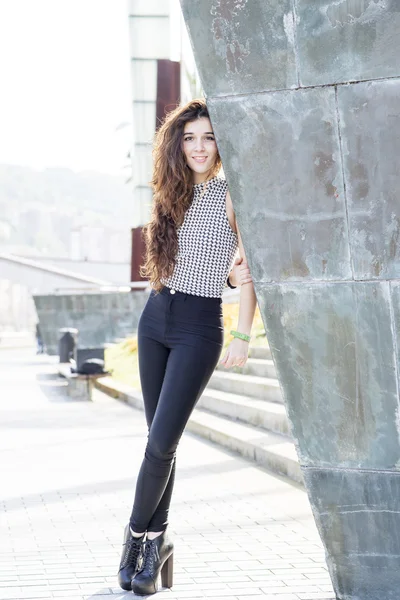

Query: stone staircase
<box><xmin>96</xmin><ymin>339</ymin><xmax>303</xmax><ymax>486</ymax></box>
<box><xmin>186</xmin><ymin>344</ymin><xmax>303</xmax><ymax>485</ymax></box>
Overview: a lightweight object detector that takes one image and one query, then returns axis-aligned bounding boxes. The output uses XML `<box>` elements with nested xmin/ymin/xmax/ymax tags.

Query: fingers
<box><xmin>220</xmin><ymin>353</ymin><xmax>248</xmax><ymax>369</ymax></box>
<box><xmin>219</xmin><ymin>351</ymin><xmax>228</xmax><ymax>365</ymax></box>
<box><xmin>230</xmin><ymin>359</ymin><xmax>246</xmax><ymax>369</ymax></box>
<box><xmin>238</xmin><ymin>263</ymin><xmax>253</xmax><ymax>286</ymax></box>
<box><xmin>231</xmin><ymin>260</ymin><xmax>254</xmax><ymax>288</ymax></box>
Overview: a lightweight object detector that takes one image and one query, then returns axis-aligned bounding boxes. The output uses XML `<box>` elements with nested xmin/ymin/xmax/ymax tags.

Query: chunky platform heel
<box><xmin>161</xmin><ymin>552</ymin><xmax>173</xmax><ymax>588</ymax></box>
<box><xmin>131</xmin><ymin>530</ymin><xmax>174</xmax><ymax>595</ymax></box>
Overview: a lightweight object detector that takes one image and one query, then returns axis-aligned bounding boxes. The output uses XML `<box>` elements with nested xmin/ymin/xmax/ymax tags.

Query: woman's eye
<box><xmin>184</xmin><ymin>136</ymin><xmax>215</xmax><ymax>142</ymax></box>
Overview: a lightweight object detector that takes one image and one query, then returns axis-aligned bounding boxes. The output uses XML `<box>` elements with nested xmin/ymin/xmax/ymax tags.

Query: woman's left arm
<box><xmin>220</xmin><ymin>194</ymin><xmax>257</xmax><ymax>369</ymax></box>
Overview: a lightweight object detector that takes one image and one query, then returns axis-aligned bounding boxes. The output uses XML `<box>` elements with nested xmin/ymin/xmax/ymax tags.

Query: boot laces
<box><xmin>141</xmin><ymin>539</ymin><xmax>156</xmax><ymax>574</ymax></box>
<box><xmin>120</xmin><ymin>537</ymin><xmax>142</xmax><ymax>570</ymax></box>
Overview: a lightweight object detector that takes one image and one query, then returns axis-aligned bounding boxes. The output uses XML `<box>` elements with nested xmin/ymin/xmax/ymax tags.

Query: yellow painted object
<box><xmin>105</xmin><ymin>301</ymin><xmax>267</xmax><ymax>390</ymax></box>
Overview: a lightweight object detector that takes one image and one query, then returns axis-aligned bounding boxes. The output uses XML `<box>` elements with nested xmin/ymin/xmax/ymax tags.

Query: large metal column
<box><xmin>179</xmin><ymin>1</ymin><xmax>400</xmax><ymax>598</ymax></box>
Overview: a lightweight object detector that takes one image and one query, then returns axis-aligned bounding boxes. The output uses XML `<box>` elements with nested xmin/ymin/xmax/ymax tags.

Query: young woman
<box><xmin>117</xmin><ymin>98</ymin><xmax>257</xmax><ymax>595</ymax></box>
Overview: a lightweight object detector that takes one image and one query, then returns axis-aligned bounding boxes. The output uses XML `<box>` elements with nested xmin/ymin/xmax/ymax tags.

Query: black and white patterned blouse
<box><xmin>160</xmin><ymin>176</ymin><xmax>238</xmax><ymax>298</ymax></box>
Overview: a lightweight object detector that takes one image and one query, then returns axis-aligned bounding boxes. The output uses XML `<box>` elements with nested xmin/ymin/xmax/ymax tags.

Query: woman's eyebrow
<box><xmin>183</xmin><ymin>131</ymin><xmax>214</xmax><ymax>135</ymax></box>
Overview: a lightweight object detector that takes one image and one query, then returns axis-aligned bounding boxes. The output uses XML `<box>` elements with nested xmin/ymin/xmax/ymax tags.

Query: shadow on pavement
<box><xmin>1</xmin><ymin>461</ymin><xmax>292</xmax><ymax>515</ymax></box>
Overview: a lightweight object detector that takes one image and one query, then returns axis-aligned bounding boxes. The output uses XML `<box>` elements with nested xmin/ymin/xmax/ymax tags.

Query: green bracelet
<box><xmin>230</xmin><ymin>329</ymin><xmax>251</xmax><ymax>343</ymax></box>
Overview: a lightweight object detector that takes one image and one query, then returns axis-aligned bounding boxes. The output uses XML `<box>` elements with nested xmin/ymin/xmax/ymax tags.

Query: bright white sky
<box><xmin>0</xmin><ymin>0</ymin><xmax>133</xmax><ymax>176</ymax></box>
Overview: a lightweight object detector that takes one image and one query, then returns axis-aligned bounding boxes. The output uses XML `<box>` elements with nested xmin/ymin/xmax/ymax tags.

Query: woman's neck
<box><xmin>193</xmin><ymin>172</ymin><xmax>213</xmax><ymax>185</ymax></box>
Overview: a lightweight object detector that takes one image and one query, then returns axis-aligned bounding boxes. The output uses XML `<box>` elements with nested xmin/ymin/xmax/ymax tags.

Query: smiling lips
<box><xmin>192</xmin><ymin>156</ymin><xmax>208</xmax><ymax>163</ymax></box>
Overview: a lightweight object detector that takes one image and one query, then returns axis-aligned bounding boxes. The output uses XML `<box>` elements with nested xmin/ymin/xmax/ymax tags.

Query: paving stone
<box><xmin>257</xmin><ymin>596</ymin><xmax>297</xmax><ymax>600</ymax></box>
<box><xmin>0</xmin><ymin>350</ymin><xmax>334</xmax><ymax>600</ymax></box>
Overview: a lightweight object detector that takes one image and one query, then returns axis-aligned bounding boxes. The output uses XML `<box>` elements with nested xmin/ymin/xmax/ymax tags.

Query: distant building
<box><xmin>127</xmin><ymin>0</ymin><xmax>201</xmax><ymax>229</ymax></box>
<box><xmin>127</xmin><ymin>0</ymin><xmax>201</xmax><ymax>281</ymax></box>
<box><xmin>70</xmin><ymin>227</ymin><xmax>130</xmax><ymax>263</ymax></box>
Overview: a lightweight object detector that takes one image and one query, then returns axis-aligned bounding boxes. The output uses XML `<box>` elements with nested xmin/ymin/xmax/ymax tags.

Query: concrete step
<box><xmin>94</xmin><ymin>377</ymin><xmax>301</xmax><ymax>486</ymax></box>
<box><xmin>0</xmin><ymin>331</ymin><xmax>34</xmax><ymax>348</ymax></box>
<box><xmin>208</xmin><ymin>370</ymin><xmax>283</xmax><ymax>403</ymax></box>
<box><xmin>187</xmin><ymin>409</ymin><xmax>302</xmax><ymax>485</ymax></box>
<box><xmin>217</xmin><ymin>357</ymin><xmax>276</xmax><ymax>379</ymax></box>
<box><xmin>197</xmin><ymin>388</ymin><xmax>290</xmax><ymax>436</ymax></box>
<box><xmin>248</xmin><ymin>345</ymin><xmax>271</xmax><ymax>360</ymax></box>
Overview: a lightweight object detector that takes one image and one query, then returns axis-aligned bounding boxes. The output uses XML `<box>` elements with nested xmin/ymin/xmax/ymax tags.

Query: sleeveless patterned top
<box><xmin>160</xmin><ymin>176</ymin><xmax>238</xmax><ymax>298</ymax></box>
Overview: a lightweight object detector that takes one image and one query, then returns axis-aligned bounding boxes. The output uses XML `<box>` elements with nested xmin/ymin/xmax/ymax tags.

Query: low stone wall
<box><xmin>33</xmin><ymin>291</ymin><xmax>149</xmax><ymax>355</ymax></box>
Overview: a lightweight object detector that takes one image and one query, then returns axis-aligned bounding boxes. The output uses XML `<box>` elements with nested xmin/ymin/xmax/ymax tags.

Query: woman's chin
<box><xmin>190</xmin><ymin>163</ymin><xmax>212</xmax><ymax>175</ymax></box>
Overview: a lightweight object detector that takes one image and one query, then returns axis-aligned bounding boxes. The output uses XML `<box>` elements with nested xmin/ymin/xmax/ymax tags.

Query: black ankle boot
<box><xmin>117</xmin><ymin>524</ymin><xmax>145</xmax><ymax>591</ymax></box>
<box><xmin>131</xmin><ymin>531</ymin><xmax>174</xmax><ymax>595</ymax></box>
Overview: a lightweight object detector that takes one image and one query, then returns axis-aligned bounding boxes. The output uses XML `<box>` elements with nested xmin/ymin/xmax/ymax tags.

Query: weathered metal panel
<box><xmin>338</xmin><ymin>79</ymin><xmax>400</xmax><ymax>280</ymax></box>
<box><xmin>296</xmin><ymin>0</ymin><xmax>400</xmax><ymax>86</ymax></box>
<box><xmin>208</xmin><ymin>89</ymin><xmax>352</xmax><ymax>282</ymax></box>
<box><xmin>257</xmin><ymin>281</ymin><xmax>400</xmax><ymax>469</ymax></box>
<box><xmin>304</xmin><ymin>468</ymin><xmax>400</xmax><ymax>600</ymax></box>
<box><xmin>180</xmin><ymin>0</ymin><xmax>298</xmax><ymax>95</ymax></box>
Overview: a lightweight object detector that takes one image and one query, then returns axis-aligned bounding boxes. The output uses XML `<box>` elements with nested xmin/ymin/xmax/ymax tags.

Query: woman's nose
<box><xmin>194</xmin><ymin>138</ymin><xmax>205</xmax><ymax>151</ymax></box>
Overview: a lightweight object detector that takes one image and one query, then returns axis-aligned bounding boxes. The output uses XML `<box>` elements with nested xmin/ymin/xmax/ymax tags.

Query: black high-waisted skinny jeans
<box><xmin>129</xmin><ymin>285</ymin><xmax>224</xmax><ymax>533</ymax></box>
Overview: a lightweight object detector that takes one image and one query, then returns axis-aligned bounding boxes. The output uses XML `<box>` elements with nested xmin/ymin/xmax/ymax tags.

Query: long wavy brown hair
<box><xmin>139</xmin><ymin>98</ymin><xmax>222</xmax><ymax>292</ymax></box>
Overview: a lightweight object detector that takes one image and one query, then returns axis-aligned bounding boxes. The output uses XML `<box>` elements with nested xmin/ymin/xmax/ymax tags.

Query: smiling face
<box><xmin>182</xmin><ymin>117</ymin><xmax>219</xmax><ymax>184</ymax></box>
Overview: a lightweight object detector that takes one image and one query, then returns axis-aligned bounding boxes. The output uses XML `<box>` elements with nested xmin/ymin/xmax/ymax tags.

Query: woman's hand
<box><xmin>229</xmin><ymin>257</ymin><xmax>252</xmax><ymax>287</ymax></box>
<box><xmin>219</xmin><ymin>338</ymin><xmax>249</xmax><ymax>369</ymax></box>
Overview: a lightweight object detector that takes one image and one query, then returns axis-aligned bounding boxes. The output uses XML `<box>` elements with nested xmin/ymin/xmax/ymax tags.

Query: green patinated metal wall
<box><xmin>179</xmin><ymin>1</ymin><xmax>400</xmax><ymax>598</ymax></box>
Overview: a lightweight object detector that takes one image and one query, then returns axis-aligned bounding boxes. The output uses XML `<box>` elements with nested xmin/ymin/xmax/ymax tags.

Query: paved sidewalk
<box><xmin>0</xmin><ymin>350</ymin><xmax>335</xmax><ymax>600</ymax></box>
